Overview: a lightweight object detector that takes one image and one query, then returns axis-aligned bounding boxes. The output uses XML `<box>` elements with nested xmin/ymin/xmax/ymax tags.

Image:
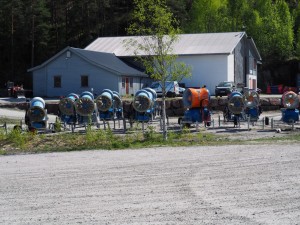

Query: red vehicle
<box><xmin>7</xmin><ymin>81</ymin><xmax>25</xmax><ymax>98</ymax></box>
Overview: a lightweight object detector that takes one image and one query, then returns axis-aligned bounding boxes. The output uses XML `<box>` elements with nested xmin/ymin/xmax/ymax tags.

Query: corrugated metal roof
<box><xmin>85</xmin><ymin>32</ymin><xmax>248</xmax><ymax>56</ymax></box>
<box><xmin>28</xmin><ymin>47</ymin><xmax>147</xmax><ymax>77</ymax></box>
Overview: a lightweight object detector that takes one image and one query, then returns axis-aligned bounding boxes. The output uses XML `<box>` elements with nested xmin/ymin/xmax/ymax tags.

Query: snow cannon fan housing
<box><xmin>96</xmin><ymin>89</ymin><xmax>114</xmax><ymax>112</ymax></box>
<box><xmin>282</xmin><ymin>91</ymin><xmax>299</xmax><ymax>109</ymax></box>
<box><xmin>112</xmin><ymin>91</ymin><xmax>122</xmax><ymax>109</ymax></box>
<box><xmin>133</xmin><ymin>88</ymin><xmax>156</xmax><ymax>113</ymax></box>
<box><xmin>58</xmin><ymin>93</ymin><xmax>79</xmax><ymax>115</ymax></box>
<box><xmin>228</xmin><ymin>91</ymin><xmax>245</xmax><ymax>115</ymax></box>
<box><xmin>244</xmin><ymin>89</ymin><xmax>260</xmax><ymax>108</ymax></box>
<box><xmin>27</xmin><ymin>97</ymin><xmax>47</xmax><ymax>122</ymax></box>
<box><xmin>75</xmin><ymin>91</ymin><xmax>95</xmax><ymax>116</ymax></box>
<box><xmin>182</xmin><ymin>88</ymin><xmax>210</xmax><ymax>109</ymax></box>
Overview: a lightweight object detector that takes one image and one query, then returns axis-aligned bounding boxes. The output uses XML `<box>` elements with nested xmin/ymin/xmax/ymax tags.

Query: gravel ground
<box><xmin>1</xmin><ymin>144</ymin><xmax>300</xmax><ymax>225</ymax></box>
<box><xmin>1</xmin><ymin>102</ymin><xmax>300</xmax><ymax>224</ymax></box>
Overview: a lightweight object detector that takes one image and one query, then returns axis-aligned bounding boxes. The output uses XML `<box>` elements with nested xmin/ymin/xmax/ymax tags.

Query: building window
<box><xmin>54</xmin><ymin>76</ymin><xmax>61</xmax><ymax>88</ymax></box>
<box><xmin>81</xmin><ymin>75</ymin><xmax>88</xmax><ymax>87</ymax></box>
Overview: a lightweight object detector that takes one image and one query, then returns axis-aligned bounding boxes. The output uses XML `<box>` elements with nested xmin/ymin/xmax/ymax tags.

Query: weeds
<box><xmin>54</xmin><ymin>117</ymin><xmax>62</xmax><ymax>132</ymax></box>
<box><xmin>144</xmin><ymin>126</ymin><xmax>156</xmax><ymax>140</ymax></box>
<box><xmin>0</xmin><ymin>128</ymin><xmax>6</xmax><ymax>141</ymax></box>
<box><xmin>7</xmin><ymin>129</ymin><xmax>30</xmax><ymax>149</ymax></box>
<box><xmin>1</xmin><ymin>120</ymin><xmax>300</xmax><ymax>155</ymax></box>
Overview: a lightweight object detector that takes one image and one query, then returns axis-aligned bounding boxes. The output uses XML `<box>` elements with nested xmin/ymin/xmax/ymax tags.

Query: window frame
<box><xmin>81</xmin><ymin>75</ymin><xmax>89</xmax><ymax>87</ymax></box>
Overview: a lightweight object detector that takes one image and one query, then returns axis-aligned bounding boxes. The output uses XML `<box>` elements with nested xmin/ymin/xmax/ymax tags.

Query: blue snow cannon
<box><xmin>75</xmin><ymin>91</ymin><xmax>95</xmax><ymax>116</ymax></box>
<box><xmin>25</xmin><ymin>97</ymin><xmax>48</xmax><ymax>130</ymax></box>
<box><xmin>223</xmin><ymin>91</ymin><xmax>245</xmax><ymax>126</ymax></box>
<box><xmin>96</xmin><ymin>89</ymin><xmax>123</xmax><ymax>120</ymax></box>
<box><xmin>132</xmin><ymin>88</ymin><xmax>157</xmax><ymax>122</ymax></box>
<box><xmin>281</xmin><ymin>91</ymin><xmax>299</xmax><ymax>123</ymax></box>
<box><xmin>75</xmin><ymin>91</ymin><xmax>98</xmax><ymax>125</ymax></box>
<box><xmin>58</xmin><ymin>93</ymin><xmax>79</xmax><ymax>125</ymax></box>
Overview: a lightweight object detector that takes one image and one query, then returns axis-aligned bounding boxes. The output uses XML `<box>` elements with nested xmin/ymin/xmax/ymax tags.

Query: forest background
<box><xmin>0</xmin><ymin>0</ymin><xmax>299</xmax><ymax>91</ymax></box>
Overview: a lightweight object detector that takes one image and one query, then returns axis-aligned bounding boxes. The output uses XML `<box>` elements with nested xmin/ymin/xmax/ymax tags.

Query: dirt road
<box><xmin>1</xmin><ymin>145</ymin><xmax>300</xmax><ymax>225</ymax></box>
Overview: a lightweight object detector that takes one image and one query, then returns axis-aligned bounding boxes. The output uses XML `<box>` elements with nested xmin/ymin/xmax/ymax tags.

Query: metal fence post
<box><xmin>271</xmin><ymin>118</ymin><xmax>274</xmax><ymax>129</ymax></box>
<box><xmin>247</xmin><ymin>116</ymin><xmax>250</xmax><ymax>131</ymax></box>
<box><xmin>123</xmin><ymin>118</ymin><xmax>126</xmax><ymax>134</ymax></box>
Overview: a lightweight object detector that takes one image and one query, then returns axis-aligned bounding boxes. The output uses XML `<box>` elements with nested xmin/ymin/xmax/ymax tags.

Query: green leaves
<box><xmin>127</xmin><ymin>0</ymin><xmax>191</xmax><ymax>83</ymax></box>
<box><xmin>126</xmin><ymin>0</ymin><xmax>191</xmax><ymax>140</ymax></box>
<box><xmin>187</xmin><ymin>0</ymin><xmax>295</xmax><ymax>63</ymax></box>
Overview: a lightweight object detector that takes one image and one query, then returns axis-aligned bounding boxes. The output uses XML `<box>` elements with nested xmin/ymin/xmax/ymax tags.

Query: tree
<box><xmin>126</xmin><ymin>0</ymin><xmax>191</xmax><ymax>140</ymax></box>
<box><xmin>27</xmin><ymin>0</ymin><xmax>51</xmax><ymax>67</ymax></box>
<box><xmin>247</xmin><ymin>0</ymin><xmax>294</xmax><ymax>63</ymax></box>
<box><xmin>227</xmin><ymin>0</ymin><xmax>249</xmax><ymax>31</ymax></box>
<box><xmin>185</xmin><ymin>0</ymin><xmax>230</xmax><ymax>33</ymax></box>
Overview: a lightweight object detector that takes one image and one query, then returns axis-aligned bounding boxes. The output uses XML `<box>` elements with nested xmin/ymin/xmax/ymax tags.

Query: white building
<box><xmin>85</xmin><ymin>32</ymin><xmax>261</xmax><ymax>95</ymax></box>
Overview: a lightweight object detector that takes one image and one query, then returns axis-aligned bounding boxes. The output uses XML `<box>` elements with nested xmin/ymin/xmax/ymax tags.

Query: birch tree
<box><xmin>126</xmin><ymin>0</ymin><xmax>191</xmax><ymax>140</ymax></box>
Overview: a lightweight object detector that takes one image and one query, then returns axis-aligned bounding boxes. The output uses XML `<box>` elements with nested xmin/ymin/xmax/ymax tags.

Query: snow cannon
<box><xmin>133</xmin><ymin>88</ymin><xmax>157</xmax><ymax>121</ymax></box>
<box><xmin>58</xmin><ymin>93</ymin><xmax>79</xmax><ymax>125</ymax></box>
<box><xmin>182</xmin><ymin>88</ymin><xmax>209</xmax><ymax>108</ymax></box>
<box><xmin>27</xmin><ymin>97</ymin><xmax>46</xmax><ymax>122</ymax></box>
<box><xmin>133</xmin><ymin>88</ymin><xmax>156</xmax><ymax>113</ymax></box>
<box><xmin>112</xmin><ymin>91</ymin><xmax>123</xmax><ymax>119</ymax></box>
<box><xmin>95</xmin><ymin>89</ymin><xmax>114</xmax><ymax>112</ymax></box>
<box><xmin>228</xmin><ymin>91</ymin><xmax>245</xmax><ymax>115</ymax></box>
<box><xmin>244</xmin><ymin>89</ymin><xmax>261</xmax><ymax>121</ymax></box>
<box><xmin>281</xmin><ymin>91</ymin><xmax>299</xmax><ymax>123</ymax></box>
<box><xmin>95</xmin><ymin>89</ymin><xmax>123</xmax><ymax>120</ymax></box>
<box><xmin>25</xmin><ymin>97</ymin><xmax>48</xmax><ymax>130</ymax></box>
<box><xmin>59</xmin><ymin>93</ymin><xmax>79</xmax><ymax>116</ymax></box>
<box><xmin>282</xmin><ymin>91</ymin><xmax>299</xmax><ymax>109</ymax></box>
<box><xmin>113</xmin><ymin>91</ymin><xmax>123</xmax><ymax>109</ymax></box>
<box><xmin>222</xmin><ymin>91</ymin><xmax>245</xmax><ymax>126</ymax></box>
<box><xmin>180</xmin><ymin>88</ymin><xmax>211</xmax><ymax>127</ymax></box>
<box><xmin>75</xmin><ymin>91</ymin><xmax>95</xmax><ymax>116</ymax></box>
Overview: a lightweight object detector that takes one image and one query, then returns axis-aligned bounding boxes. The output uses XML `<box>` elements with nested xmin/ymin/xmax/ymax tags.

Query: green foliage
<box><xmin>2</xmin><ymin>122</ymin><xmax>300</xmax><ymax>154</ymax></box>
<box><xmin>53</xmin><ymin>117</ymin><xmax>62</xmax><ymax>132</ymax></box>
<box><xmin>186</xmin><ymin>0</ymin><xmax>295</xmax><ymax>63</ymax></box>
<box><xmin>143</xmin><ymin>125</ymin><xmax>157</xmax><ymax>140</ymax></box>
<box><xmin>126</xmin><ymin>0</ymin><xmax>192</xmax><ymax>141</ymax></box>
<box><xmin>126</xmin><ymin>0</ymin><xmax>192</xmax><ymax>84</ymax></box>
<box><xmin>186</xmin><ymin>0</ymin><xmax>230</xmax><ymax>33</ymax></box>
<box><xmin>7</xmin><ymin>128</ymin><xmax>34</xmax><ymax>149</ymax></box>
<box><xmin>0</xmin><ymin>128</ymin><xmax>6</xmax><ymax>141</ymax></box>
<box><xmin>251</xmin><ymin>0</ymin><xmax>294</xmax><ymax>62</ymax></box>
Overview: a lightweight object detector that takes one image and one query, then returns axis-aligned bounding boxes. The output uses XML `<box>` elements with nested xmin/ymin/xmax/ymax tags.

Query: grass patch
<box><xmin>1</xmin><ymin>125</ymin><xmax>299</xmax><ymax>155</ymax></box>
